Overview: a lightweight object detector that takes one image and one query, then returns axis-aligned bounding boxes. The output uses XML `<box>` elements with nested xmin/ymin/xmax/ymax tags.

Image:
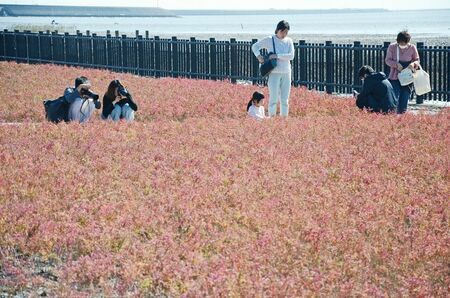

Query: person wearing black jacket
<box><xmin>102</xmin><ymin>80</ymin><xmax>138</xmax><ymax>121</ymax></box>
<box><xmin>354</xmin><ymin>66</ymin><xmax>398</xmax><ymax>113</ymax></box>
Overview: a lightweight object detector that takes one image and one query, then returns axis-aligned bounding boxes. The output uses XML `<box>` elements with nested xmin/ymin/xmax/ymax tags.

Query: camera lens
<box><xmin>118</xmin><ymin>86</ymin><xmax>128</xmax><ymax>97</ymax></box>
<box><xmin>81</xmin><ymin>89</ymin><xmax>99</xmax><ymax>100</ymax></box>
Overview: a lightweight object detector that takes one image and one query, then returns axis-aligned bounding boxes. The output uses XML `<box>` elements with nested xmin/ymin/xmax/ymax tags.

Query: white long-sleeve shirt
<box><xmin>247</xmin><ymin>105</ymin><xmax>266</xmax><ymax>120</ymax></box>
<box><xmin>252</xmin><ymin>35</ymin><xmax>295</xmax><ymax>74</ymax></box>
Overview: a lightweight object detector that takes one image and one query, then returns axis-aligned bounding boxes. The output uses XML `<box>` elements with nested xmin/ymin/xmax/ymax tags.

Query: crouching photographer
<box><xmin>101</xmin><ymin>80</ymin><xmax>138</xmax><ymax>122</ymax></box>
<box><xmin>354</xmin><ymin>66</ymin><xmax>397</xmax><ymax>114</ymax></box>
<box><xmin>65</xmin><ymin>76</ymin><xmax>101</xmax><ymax>123</ymax></box>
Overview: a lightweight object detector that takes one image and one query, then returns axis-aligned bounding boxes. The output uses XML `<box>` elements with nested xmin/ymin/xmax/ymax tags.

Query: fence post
<box><xmin>251</xmin><ymin>39</ymin><xmax>259</xmax><ymax>85</ymax></box>
<box><xmin>0</xmin><ymin>30</ymin><xmax>5</xmax><ymax>61</ymax></box>
<box><xmin>37</xmin><ymin>31</ymin><xmax>43</xmax><ymax>63</ymax></box>
<box><xmin>292</xmin><ymin>41</ymin><xmax>299</xmax><ymax>87</ymax></box>
<box><xmin>121</xmin><ymin>34</ymin><xmax>127</xmax><ymax>73</ymax></box>
<box><xmin>76</xmin><ymin>31</ymin><xmax>82</xmax><ymax>65</ymax></box>
<box><xmin>85</xmin><ymin>30</ymin><xmax>93</xmax><ymax>67</ymax></box>
<box><xmin>13</xmin><ymin>30</ymin><xmax>19</xmax><ymax>62</ymax></box>
<box><xmin>383</xmin><ymin>42</ymin><xmax>390</xmax><ymax>76</ymax></box>
<box><xmin>137</xmin><ymin>35</ymin><xmax>144</xmax><ymax>76</ymax></box>
<box><xmin>353</xmin><ymin>41</ymin><xmax>362</xmax><ymax>91</ymax></box>
<box><xmin>172</xmin><ymin>36</ymin><xmax>178</xmax><ymax>78</ymax></box>
<box><xmin>447</xmin><ymin>46</ymin><xmax>450</xmax><ymax>102</ymax></box>
<box><xmin>190</xmin><ymin>37</ymin><xmax>197</xmax><ymax>79</ymax></box>
<box><xmin>106</xmin><ymin>32</ymin><xmax>111</xmax><ymax>69</ymax></box>
<box><xmin>24</xmin><ymin>30</ymin><xmax>30</xmax><ymax>64</ymax></box>
<box><xmin>134</xmin><ymin>31</ymin><xmax>139</xmax><ymax>74</ymax></box>
<box><xmin>209</xmin><ymin>38</ymin><xmax>217</xmax><ymax>80</ymax></box>
<box><xmin>51</xmin><ymin>31</ymin><xmax>59</xmax><ymax>63</ymax></box>
<box><xmin>50</xmin><ymin>30</ymin><xmax>58</xmax><ymax>63</ymax></box>
<box><xmin>44</xmin><ymin>30</ymin><xmax>50</xmax><ymax>62</ymax></box>
<box><xmin>416</xmin><ymin>42</ymin><xmax>425</xmax><ymax>104</ymax></box>
<box><xmin>299</xmin><ymin>40</ymin><xmax>307</xmax><ymax>87</ymax></box>
<box><xmin>205</xmin><ymin>39</ymin><xmax>210</xmax><ymax>80</ymax></box>
<box><xmin>63</xmin><ymin>32</ymin><xmax>69</xmax><ymax>65</ymax></box>
<box><xmin>325</xmin><ymin>40</ymin><xmax>334</xmax><ymax>94</ymax></box>
<box><xmin>230</xmin><ymin>38</ymin><xmax>237</xmax><ymax>83</ymax></box>
<box><xmin>115</xmin><ymin>30</ymin><xmax>120</xmax><ymax>70</ymax></box>
<box><xmin>155</xmin><ymin>36</ymin><xmax>161</xmax><ymax>78</ymax></box>
<box><xmin>1</xmin><ymin>30</ymin><xmax>6</xmax><ymax>61</ymax></box>
<box><xmin>92</xmin><ymin>33</ymin><xmax>97</xmax><ymax>66</ymax></box>
<box><xmin>53</xmin><ymin>31</ymin><xmax>60</xmax><ymax>62</ymax></box>
<box><xmin>105</xmin><ymin>32</ymin><xmax>110</xmax><ymax>69</ymax></box>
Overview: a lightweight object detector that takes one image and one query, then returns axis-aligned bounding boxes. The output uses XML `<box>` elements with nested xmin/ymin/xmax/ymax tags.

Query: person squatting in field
<box><xmin>64</xmin><ymin>76</ymin><xmax>101</xmax><ymax>123</ymax></box>
<box><xmin>354</xmin><ymin>65</ymin><xmax>397</xmax><ymax>113</ymax></box>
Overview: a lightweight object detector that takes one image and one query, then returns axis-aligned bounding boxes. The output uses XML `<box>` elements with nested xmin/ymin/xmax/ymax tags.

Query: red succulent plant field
<box><xmin>0</xmin><ymin>62</ymin><xmax>448</xmax><ymax>297</ymax></box>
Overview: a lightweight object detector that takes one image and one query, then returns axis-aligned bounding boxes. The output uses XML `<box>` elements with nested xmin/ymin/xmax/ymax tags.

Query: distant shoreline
<box><xmin>172</xmin><ymin>9</ymin><xmax>389</xmax><ymax>16</ymax></box>
<box><xmin>0</xmin><ymin>4</ymin><xmax>176</xmax><ymax>17</ymax></box>
<box><xmin>2</xmin><ymin>4</ymin><xmax>449</xmax><ymax>18</ymax></box>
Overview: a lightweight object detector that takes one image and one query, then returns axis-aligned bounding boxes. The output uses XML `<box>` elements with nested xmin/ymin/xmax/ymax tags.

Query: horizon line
<box><xmin>1</xmin><ymin>4</ymin><xmax>450</xmax><ymax>11</ymax></box>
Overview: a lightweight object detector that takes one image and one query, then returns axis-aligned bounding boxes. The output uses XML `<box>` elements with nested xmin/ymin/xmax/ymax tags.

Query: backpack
<box><xmin>43</xmin><ymin>96</ymin><xmax>70</xmax><ymax>123</ymax></box>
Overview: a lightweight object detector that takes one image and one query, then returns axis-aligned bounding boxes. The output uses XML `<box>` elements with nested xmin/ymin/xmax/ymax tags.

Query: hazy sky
<box><xmin>2</xmin><ymin>0</ymin><xmax>450</xmax><ymax>10</ymax></box>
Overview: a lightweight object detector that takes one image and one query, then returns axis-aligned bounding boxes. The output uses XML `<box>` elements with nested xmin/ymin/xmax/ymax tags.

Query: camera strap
<box><xmin>80</xmin><ymin>98</ymin><xmax>90</xmax><ymax>117</ymax></box>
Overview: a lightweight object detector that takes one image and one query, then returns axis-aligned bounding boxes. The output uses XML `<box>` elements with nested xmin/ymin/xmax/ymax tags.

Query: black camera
<box><xmin>116</xmin><ymin>80</ymin><xmax>129</xmax><ymax>97</ymax></box>
<box><xmin>80</xmin><ymin>88</ymin><xmax>99</xmax><ymax>100</ymax></box>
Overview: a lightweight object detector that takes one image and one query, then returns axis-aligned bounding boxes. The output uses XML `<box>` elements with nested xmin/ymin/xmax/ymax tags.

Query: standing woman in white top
<box><xmin>252</xmin><ymin>20</ymin><xmax>295</xmax><ymax>117</ymax></box>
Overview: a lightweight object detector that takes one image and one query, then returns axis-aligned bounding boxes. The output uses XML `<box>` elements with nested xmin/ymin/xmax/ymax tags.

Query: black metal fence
<box><xmin>1</xmin><ymin>29</ymin><xmax>449</xmax><ymax>101</ymax></box>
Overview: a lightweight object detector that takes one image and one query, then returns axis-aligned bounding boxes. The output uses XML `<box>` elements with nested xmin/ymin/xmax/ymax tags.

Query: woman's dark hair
<box><xmin>247</xmin><ymin>91</ymin><xmax>265</xmax><ymax>111</ymax></box>
<box><xmin>358</xmin><ymin>65</ymin><xmax>375</xmax><ymax>79</ymax></box>
<box><xmin>103</xmin><ymin>80</ymin><xmax>119</xmax><ymax>103</ymax></box>
<box><xmin>397</xmin><ymin>31</ymin><xmax>411</xmax><ymax>44</ymax></box>
<box><xmin>275</xmin><ymin>20</ymin><xmax>290</xmax><ymax>34</ymax></box>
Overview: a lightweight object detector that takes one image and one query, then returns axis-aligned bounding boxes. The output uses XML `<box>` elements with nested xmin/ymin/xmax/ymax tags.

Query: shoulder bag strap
<box><xmin>272</xmin><ymin>36</ymin><xmax>277</xmax><ymax>54</ymax></box>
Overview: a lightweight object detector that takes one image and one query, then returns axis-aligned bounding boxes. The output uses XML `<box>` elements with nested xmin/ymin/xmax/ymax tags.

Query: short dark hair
<box><xmin>75</xmin><ymin>76</ymin><xmax>89</xmax><ymax>88</ymax></box>
<box><xmin>358</xmin><ymin>65</ymin><xmax>375</xmax><ymax>79</ymax></box>
<box><xmin>397</xmin><ymin>31</ymin><xmax>411</xmax><ymax>44</ymax></box>
<box><xmin>275</xmin><ymin>20</ymin><xmax>290</xmax><ymax>34</ymax></box>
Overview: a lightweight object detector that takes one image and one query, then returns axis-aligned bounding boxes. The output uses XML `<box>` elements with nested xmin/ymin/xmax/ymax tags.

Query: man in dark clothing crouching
<box><xmin>354</xmin><ymin>65</ymin><xmax>398</xmax><ymax>113</ymax></box>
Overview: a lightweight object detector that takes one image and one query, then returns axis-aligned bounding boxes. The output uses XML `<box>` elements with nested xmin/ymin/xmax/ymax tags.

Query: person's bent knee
<box><xmin>110</xmin><ymin>105</ymin><xmax>122</xmax><ymax>121</ymax></box>
<box><xmin>121</xmin><ymin>104</ymin><xmax>135</xmax><ymax>121</ymax></box>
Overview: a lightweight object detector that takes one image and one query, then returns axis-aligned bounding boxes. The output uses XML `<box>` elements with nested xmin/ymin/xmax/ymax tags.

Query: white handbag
<box><xmin>398</xmin><ymin>68</ymin><xmax>415</xmax><ymax>86</ymax></box>
<box><xmin>397</xmin><ymin>46</ymin><xmax>414</xmax><ymax>86</ymax></box>
<box><xmin>413</xmin><ymin>65</ymin><xmax>431</xmax><ymax>96</ymax></box>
